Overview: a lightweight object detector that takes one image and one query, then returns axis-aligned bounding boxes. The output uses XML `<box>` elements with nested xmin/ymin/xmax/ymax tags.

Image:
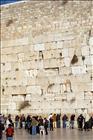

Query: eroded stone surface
<box><xmin>1</xmin><ymin>0</ymin><xmax>93</xmax><ymax>115</ymax></box>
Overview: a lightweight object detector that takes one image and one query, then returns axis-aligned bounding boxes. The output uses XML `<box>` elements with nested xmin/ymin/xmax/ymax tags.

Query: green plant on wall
<box><xmin>71</xmin><ymin>54</ymin><xmax>78</xmax><ymax>65</ymax></box>
<box><xmin>18</xmin><ymin>101</ymin><xmax>31</xmax><ymax>112</ymax></box>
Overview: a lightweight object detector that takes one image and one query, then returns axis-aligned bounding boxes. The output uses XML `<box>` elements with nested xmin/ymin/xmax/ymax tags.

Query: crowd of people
<box><xmin>0</xmin><ymin>113</ymin><xmax>93</xmax><ymax>140</ymax></box>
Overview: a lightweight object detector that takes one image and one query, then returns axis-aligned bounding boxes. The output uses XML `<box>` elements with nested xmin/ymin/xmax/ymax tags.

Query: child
<box><xmin>39</xmin><ymin>125</ymin><xmax>44</xmax><ymax>135</ymax></box>
<box><xmin>6</xmin><ymin>124</ymin><xmax>14</xmax><ymax>140</ymax></box>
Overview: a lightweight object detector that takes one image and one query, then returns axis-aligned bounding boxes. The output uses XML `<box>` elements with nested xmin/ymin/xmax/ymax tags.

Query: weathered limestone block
<box><xmin>44</xmin><ymin>49</ymin><xmax>63</xmax><ymax>60</ymax></box>
<box><xmin>34</xmin><ymin>43</ymin><xmax>45</xmax><ymax>51</ymax></box>
<box><xmin>72</xmin><ymin>65</ymin><xmax>87</xmax><ymax>75</ymax></box>
<box><xmin>59</xmin><ymin>67</ymin><xmax>72</xmax><ymax>75</ymax></box>
<box><xmin>24</xmin><ymin>51</ymin><xmax>37</xmax><ymax>61</ymax></box>
<box><xmin>35</xmin><ymin>77</ymin><xmax>49</xmax><ymax>92</ymax></box>
<box><xmin>64</xmin><ymin>57</ymin><xmax>71</xmax><ymax>67</ymax></box>
<box><xmin>2</xmin><ymin>87</ymin><xmax>12</xmax><ymax>95</ymax></box>
<box><xmin>1</xmin><ymin>63</ymin><xmax>11</xmax><ymax>72</ymax></box>
<box><xmin>21</xmin><ymin>78</ymin><xmax>28</xmax><ymax>86</ymax></box>
<box><xmin>32</xmin><ymin>35</ymin><xmax>43</xmax><ymax>44</ymax></box>
<box><xmin>44</xmin><ymin>69</ymin><xmax>59</xmax><ymax>77</ymax></box>
<box><xmin>13</xmin><ymin>46</ymin><xmax>24</xmax><ymax>54</ymax></box>
<box><xmin>47</xmin><ymin>84</ymin><xmax>60</xmax><ymax>94</ymax></box>
<box><xmin>6</xmin><ymin>80</ymin><xmax>20</xmax><ymax>86</ymax></box>
<box><xmin>6</xmin><ymin>54</ymin><xmax>18</xmax><ymax>62</ymax></box>
<box><xmin>71</xmin><ymin>83</ymin><xmax>82</xmax><ymax>93</ymax></box>
<box><xmin>1</xmin><ymin>64</ymin><xmax>5</xmax><ymax>73</ymax></box>
<box><xmin>67</xmin><ymin>92</ymin><xmax>75</xmax><ymax>102</ymax></box>
<box><xmin>15</xmin><ymin>71</ymin><xmax>24</xmax><ymax>82</ymax></box>
<box><xmin>18</xmin><ymin>62</ymin><xmax>24</xmax><ymax>70</ymax></box>
<box><xmin>71</xmin><ymin>74</ymin><xmax>91</xmax><ymax>84</ymax></box>
<box><xmin>75</xmin><ymin>47</ymin><xmax>82</xmax><ymax>56</ymax></box>
<box><xmin>90</xmin><ymin>46</ymin><xmax>93</xmax><ymax>55</ymax></box>
<box><xmin>76</xmin><ymin>92</ymin><xmax>84</xmax><ymax>100</ymax></box>
<box><xmin>44</xmin><ymin>94</ymin><xmax>55</xmax><ymax>101</ymax></box>
<box><xmin>56</xmin><ymin>41</ymin><xmax>63</xmax><ymax>49</ymax></box>
<box><xmin>1</xmin><ymin>47</ymin><xmax>13</xmax><ymax>55</ymax></box>
<box><xmin>12</xmin><ymin>95</ymin><xmax>25</xmax><ymax>102</ymax></box>
<box><xmin>44</xmin><ymin>59</ymin><xmax>56</xmax><ymax>68</ymax></box>
<box><xmin>4</xmin><ymin>63</ymin><xmax>12</xmax><ymax>72</ymax></box>
<box><xmin>68</xmin><ymin>48</ymin><xmax>75</xmax><ymax>57</ymax></box>
<box><xmin>43</xmin><ymin>50</ymin><xmax>52</xmax><ymax>59</ymax></box>
<box><xmin>76</xmin><ymin>83</ymin><xmax>92</xmax><ymax>92</ymax></box>
<box><xmin>76</xmin><ymin>100</ymin><xmax>92</xmax><ymax>109</ymax></box>
<box><xmin>35</xmin><ymin>60</ymin><xmax>44</xmax><ymax>69</ymax></box>
<box><xmin>54</xmin><ymin>95</ymin><xmax>63</xmax><ymax>101</ymax></box>
<box><xmin>62</xmin><ymin>48</ymin><xmax>69</xmax><ymax>57</ymax></box>
<box><xmin>26</xmin><ymin>85</ymin><xmax>41</xmax><ymax>95</ymax></box>
<box><xmin>11</xmin><ymin>62</ymin><xmax>19</xmax><ymax>71</ymax></box>
<box><xmin>23</xmin><ymin>70</ymin><xmax>33</xmax><ymax>78</ymax></box>
<box><xmin>45</xmin><ymin>42</ymin><xmax>56</xmax><ymax>50</ymax></box>
<box><xmin>8</xmin><ymin>102</ymin><xmax>16</xmax><ymax>110</ymax></box>
<box><xmin>84</xmin><ymin>92</ymin><xmax>93</xmax><ymax>100</ymax></box>
<box><xmin>69</xmin><ymin>101</ymin><xmax>77</xmax><ymax>109</ymax></box>
<box><xmin>23</xmin><ymin>61</ymin><xmax>35</xmax><ymax>70</ymax></box>
<box><xmin>62</xmin><ymin>101</ymin><xmax>70</xmax><ymax>109</ymax></box>
<box><xmin>61</xmin><ymin>108</ymin><xmax>75</xmax><ymax>114</ymax></box>
<box><xmin>81</xmin><ymin>46</ymin><xmax>90</xmax><ymax>56</ymax></box>
<box><xmin>30</xmin><ymin>101</ymin><xmax>41</xmax><ymax>109</ymax></box>
<box><xmin>89</xmin><ymin>37</ymin><xmax>93</xmax><ymax>46</ymax></box>
<box><xmin>1</xmin><ymin>55</ymin><xmax>8</xmax><ymax>63</ymax></box>
<box><xmin>17</xmin><ymin>53</ymin><xmax>25</xmax><ymax>61</ymax></box>
<box><xmin>1</xmin><ymin>71</ymin><xmax>16</xmax><ymax>81</ymax></box>
<box><xmin>1</xmin><ymin>37</ymin><xmax>29</xmax><ymax>47</ymax></box>
<box><xmin>84</xmin><ymin>56</ymin><xmax>92</xmax><ymax>65</ymax></box>
<box><xmin>3</xmin><ymin>86</ymin><xmax>26</xmax><ymax>95</ymax></box>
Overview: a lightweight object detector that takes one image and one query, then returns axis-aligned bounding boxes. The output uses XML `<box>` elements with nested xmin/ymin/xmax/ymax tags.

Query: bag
<box><xmin>44</xmin><ymin>120</ymin><xmax>48</xmax><ymax>127</ymax></box>
<box><xmin>6</xmin><ymin>127</ymin><xmax>14</xmax><ymax>137</ymax></box>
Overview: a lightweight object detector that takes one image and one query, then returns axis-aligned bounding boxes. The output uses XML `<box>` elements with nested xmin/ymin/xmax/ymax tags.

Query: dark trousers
<box><xmin>57</xmin><ymin>120</ymin><xmax>60</xmax><ymax>128</ymax></box>
<box><xmin>44</xmin><ymin>127</ymin><xmax>48</xmax><ymax>135</ymax></box>
<box><xmin>50</xmin><ymin>124</ymin><xmax>53</xmax><ymax>131</ymax></box>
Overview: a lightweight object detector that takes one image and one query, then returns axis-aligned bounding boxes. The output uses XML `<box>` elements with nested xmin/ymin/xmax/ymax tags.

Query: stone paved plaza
<box><xmin>2</xmin><ymin>128</ymin><xmax>93</xmax><ymax>140</ymax></box>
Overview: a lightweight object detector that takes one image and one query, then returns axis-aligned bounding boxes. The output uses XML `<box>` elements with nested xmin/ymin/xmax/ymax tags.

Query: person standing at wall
<box><xmin>52</xmin><ymin>114</ymin><xmax>56</xmax><ymax>128</ymax></box>
<box><xmin>0</xmin><ymin>120</ymin><xmax>5</xmax><ymax>140</ymax></box>
<box><xmin>44</xmin><ymin>118</ymin><xmax>48</xmax><ymax>135</ymax></box>
<box><xmin>62</xmin><ymin>114</ymin><xmax>68</xmax><ymax>128</ymax></box>
<box><xmin>77</xmin><ymin>114</ymin><xmax>85</xmax><ymax>131</ymax></box>
<box><xmin>49</xmin><ymin>117</ymin><xmax>53</xmax><ymax>131</ymax></box>
<box><xmin>6</xmin><ymin>124</ymin><xmax>14</xmax><ymax>140</ymax></box>
<box><xmin>56</xmin><ymin>114</ymin><xmax>61</xmax><ymax>128</ymax></box>
<box><xmin>70</xmin><ymin>114</ymin><xmax>75</xmax><ymax>129</ymax></box>
<box><xmin>15</xmin><ymin>115</ymin><xmax>19</xmax><ymax>128</ymax></box>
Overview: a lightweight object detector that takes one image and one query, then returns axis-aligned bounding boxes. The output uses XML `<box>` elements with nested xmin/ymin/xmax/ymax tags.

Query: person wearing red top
<box><xmin>6</xmin><ymin>124</ymin><xmax>14</xmax><ymax>140</ymax></box>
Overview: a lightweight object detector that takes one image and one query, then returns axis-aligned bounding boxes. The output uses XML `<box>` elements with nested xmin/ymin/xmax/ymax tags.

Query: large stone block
<box><xmin>34</xmin><ymin>43</ymin><xmax>45</xmax><ymax>51</ymax></box>
<box><xmin>72</xmin><ymin>65</ymin><xmax>87</xmax><ymax>75</ymax></box>
<box><xmin>64</xmin><ymin>57</ymin><xmax>71</xmax><ymax>67</ymax></box>
<box><xmin>84</xmin><ymin>92</ymin><xmax>93</xmax><ymax>100</ymax></box>
<box><xmin>81</xmin><ymin>46</ymin><xmax>90</xmax><ymax>56</ymax></box>
<box><xmin>84</xmin><ymin>56</ymin><xmax>92</xmax><ymax>65</ymax></box>
<box><xmin>6</xmin><ymin>54</ymin><xmax>18</xmax><ymax>62</ymax></box>
<box><xmin>26</xmin><ymin>85</ymin><xmax>41</xmax><ymax>95</ymax></box>
<box><xmin>62</xmin><ymin>48</ymin><xmax>69</xmax><ymax>57</ymax></box>
<box><xmin>1</xmin><ymin>37</ymin><xmax>29</xmax><ymax>47</ymax></box>
<box><xmin>44</xmin><ymin>59</ymin><xmax>57</xmax><ymax>68</ymax></box>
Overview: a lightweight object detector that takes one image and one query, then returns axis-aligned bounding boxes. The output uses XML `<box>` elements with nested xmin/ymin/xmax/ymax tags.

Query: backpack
<box><xmin>6</xmin><ymin>127</ymin><xmax>14</xmax><ymax>137</ymax></box>
<box><xmin>44</xmin><ymin>120</ymin><xmax>48</xmax><ymax>127</ymax></box>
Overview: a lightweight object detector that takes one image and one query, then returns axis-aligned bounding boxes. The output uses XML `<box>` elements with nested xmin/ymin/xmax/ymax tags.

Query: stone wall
<box><xmin>1</xmin><ymin>0</ymin><xmax>93</xmax><ymax>115</ymax></box>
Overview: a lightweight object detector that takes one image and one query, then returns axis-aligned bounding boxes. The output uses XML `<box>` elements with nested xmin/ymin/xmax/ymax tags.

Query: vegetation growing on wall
<box><xmin>71</xmin><ymin>54</ymin><xmax>78</xmax><ymax>65</ymax></box>
<box><xmin>18</xmin><ymin>101</ymin><xmax>30</xmax><ymax>111</ymax></box>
